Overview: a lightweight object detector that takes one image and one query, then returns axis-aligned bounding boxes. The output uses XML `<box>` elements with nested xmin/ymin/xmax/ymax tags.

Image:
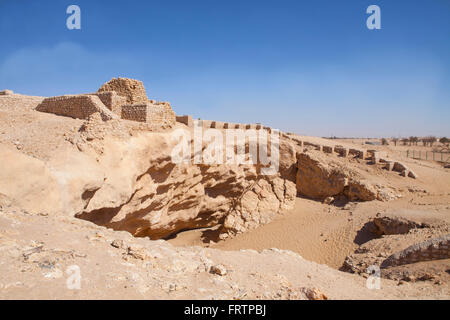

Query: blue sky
<box><xmin>0</xmin><ymin>0</ymin><xmax>449</xmax><ymax>137</ymax></box>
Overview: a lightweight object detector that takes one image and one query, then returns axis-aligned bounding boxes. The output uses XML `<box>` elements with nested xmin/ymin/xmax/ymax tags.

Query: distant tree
<box><xmin>409</xmin><ymin>136</ymin><xmax>419</xmax><ymax>146</ymax></box>
<box><xmin>422</xmin><ymin>136</ymin><xmax>437</xmax><ymax>147</ymax></box>
<box><xmin>422</xmin><ymin>138</ymin><xmax>427</xmax><ymax>146</ymax></box>
<box><xmin>392</xmin><ymin>137</ymin><xmax>399</xmax><ymax>146</ymax></box>
<box><xmin>440</xmin><ymin>137</ymin><xmax>449</xmax><ymax>146</ymax></box>
<box><xmin>428</xmin><ymin>136</ymin><xmax>437</xmax><ymax>147</ymax></box>
<box><xmin>381</xmin><ymin>138</ymin><xmax>389</xmax><ymax>145</ymax></box>
<box><xmin>401</xmin><ymin>138</ymin><xmax>409</xmax><ymax>146</ymax></box>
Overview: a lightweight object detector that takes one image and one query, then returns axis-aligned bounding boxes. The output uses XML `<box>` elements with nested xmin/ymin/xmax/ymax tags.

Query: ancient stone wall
<box><xmin>176</xmin><ymin>115</ymin><xmax>193</xmax><ymax>127</ymax></box>
<box><xmin>175</xmin><ymin>117</ymin><xmax>270</xmax><ymax>132</ymax></box>
<box><xmin>0</xmin><ymin>89</ymin><xmax>13</xmax><ymax>95</ymax></box>
<box><xmin>148</xmin><ymin>102</ymin><xmax>176</xmax><ymax>128</ymax></box>
<box><xmin>122</xmin><ymin>102</ymin><xmax>175</xmax><ymax>127</ymax></box>
<box><xmin>381</xmin><ymin>234</ymin><xmax>450</xmax><ymax>268</ymax></box>
<box><xmin>121</xmin><ymin>104</ymin><xmax>147</xmax><ymax>122</ymax></box>
<box><xmin>98</xmin><ymin>78</ymin><xmax>148</xmax><ymax>104</ymax></box>
<box><xmin>36</xmin><ymin>95</ymin><xmax>119</xmax><ymax>121</ymax></box>
<box><xmin>282</xmin><ymin>135</ymin><xmax>416</xmax><ymax>179</ymax></box>
<box><xmin>92</xmin><ymin>91</ymin><xmax>127</xmax><ymax>115</ymax></box>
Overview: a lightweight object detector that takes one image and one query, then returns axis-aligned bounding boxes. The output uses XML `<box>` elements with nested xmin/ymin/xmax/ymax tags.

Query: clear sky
<box><xmin>0</xmin><ymin>0</ymin><xmax>449</xmax><ymax>137</ymax></box>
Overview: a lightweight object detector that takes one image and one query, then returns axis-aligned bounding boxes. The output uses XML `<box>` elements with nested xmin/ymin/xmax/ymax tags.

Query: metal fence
<box><xmin>407</xmin><ymin>150</ymin><xmax>450</xmax><ymax>163</ymax></box>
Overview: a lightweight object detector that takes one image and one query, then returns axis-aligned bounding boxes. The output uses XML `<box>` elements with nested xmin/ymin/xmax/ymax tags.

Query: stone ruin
<box><xmin>381</xmin><ymin>234</ymin><xmax>450</xmax><ymax>268</ymax></box>
<box><xmin>35</xmin><ymin>78</ymin><xmax>176</xmax><ymax>128</ymax></box>
<box><xmin>175</xmin><ymin>115</ymin><xmax>272</xmax><ymax>132</ymax></box>
<box><xmin>0</xmin><ymin>89</ymin><xmax>14</xmax><ymax>95</ymax></box>
<box><xmin>282</xmin><ymin>135</ymin><xmax>418</xmax><ymax>179</ymax></box>
<box><xmin>36</xmin><ymin>95</ymin><xmax>119</xmax><ymax>121</ymax></box>
<box><xmin>98</xmin><ymin>78</ymin><xmax>148</xmax><ymax>104</ymax></box>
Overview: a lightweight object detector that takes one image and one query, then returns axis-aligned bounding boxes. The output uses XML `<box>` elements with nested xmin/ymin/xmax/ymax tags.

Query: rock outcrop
<box><xmin>295</xmin><ymin>151</ymin><xmax>397</xmax><ymax>202</ymax></box>
<box><xmin>0</xmin><ymin>118</ymin><xmax>295</xmax><ymax>239</ymax></box>
<box><xmin>296</xmin><ymin>151</ymin><xmax>348</xmax><ymax>200</ymax></box>
<box><xmin>71</xmin><ymin>129</ymin><xmax>296</xmax><ymax>238</ymax></box>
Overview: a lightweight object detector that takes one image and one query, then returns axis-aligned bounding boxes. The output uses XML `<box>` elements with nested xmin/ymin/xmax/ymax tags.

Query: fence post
<box><xmin>426</xmin><ymin>151</ymin><xmax>428</xmax><ymax>160</ymax></box>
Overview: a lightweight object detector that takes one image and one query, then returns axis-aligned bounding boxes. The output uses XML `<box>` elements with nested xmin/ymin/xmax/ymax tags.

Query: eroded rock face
<box><xmin>373</xmin><ymin>215</ymin><xmax>425</xmax><ymax>236</ymax></box>
<box><xmin>76</xmin><ymin>150</ymin><xmax>295</xmax><ymax>239</ymax></box>
<box><xmin>0</xmin><ymin>147</ymin><xmax>63</xmax><ymax>215</ymax></box>
<box><xmin>9</xmin><ymin>121</ymin><xmax>293</xmax><ymax>239</ymax></box>
<box><xmin>296</xmin><ymin>152</ymin><xmax>348</xmax><ymax>200</ymax></box>
<box><xmin>296</xmin><ymin>151</ymin><xmax>398</xmax><ymax>202</ymax></box>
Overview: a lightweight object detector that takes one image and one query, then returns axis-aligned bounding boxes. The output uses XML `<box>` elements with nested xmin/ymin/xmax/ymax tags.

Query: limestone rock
<box><xmin>345</xmin><ymin>180</ymin><xmax>377</xmax><ymax>201</ymax></box>
<box><xmin>296</xmin><ymin>151</ymin><xmax>398</xmax><ymax>202</ymax></box>
<box><xmin>303</xmin><ymin>287</ymin><xmax>328</xmax><ymax>300</ymax></box>
<box><xmin>0</xmin><ymin>147</ymin><xmax>63</xmax><ymax>215</ymax></box>
<box><xmin>296</xmin><ymin>152</ymin><xmax>348</xmax><ymax>200</ymax></box>
<box><xmin>373</xmin><ymin>213</ymin><xmax>427</xmax><ymax>236</ymax></box>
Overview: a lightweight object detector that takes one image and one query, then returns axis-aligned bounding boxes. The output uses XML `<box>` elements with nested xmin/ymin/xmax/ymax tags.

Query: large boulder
<box><xmin>296</xmin><ymin>152</ymin><xmax>348</xmax><ymax>200</ymax></box>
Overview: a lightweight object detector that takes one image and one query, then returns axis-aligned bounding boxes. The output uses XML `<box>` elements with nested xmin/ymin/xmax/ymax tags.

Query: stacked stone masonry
<box><xmin>381</xmin><ymin>234</ymin><xmax>450</xmax><ymax>268</ymax></box>
<box><xmin>175</xmin><ymin>116</ymin><xmax>272</xmax><ymax>132</ymax></box>
<box><xmin>282</xmin><ymin>135</ymin><xmax>417</xmax><ymax>179</ymax></box>
<box><xmin>36</xmin><ymin>95</ymin><xmax>119</xmax><ymax>121</ymax></box>
<box><xmin>0</xmin><ymin>89</ymin><xmax>14</xmax><ymax>95</ymax></box>
<box><xmin>97</xmin><ymin>78</ymin><xmax>148</xmax><ymax>104</ymax></box>
<box><xmin>34</xmin><ymin>78</ymin><xmax>176</xmax><ymax>128</ymax></box>
<box><xmin>93</xmin><ymin>91</ymin><xmax>127</xmax><ymax>115</ymax></box>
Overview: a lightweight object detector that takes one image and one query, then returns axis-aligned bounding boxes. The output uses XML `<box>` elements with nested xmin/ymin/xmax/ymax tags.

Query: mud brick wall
<box><xmin>98</xmin><ymin>78</ymin><xmax>148</xmax><ymax>104</ymax></box>
<box><xmin>381</xmin><ymin>234</ymin><xmax>450</xmax><ymax>268</ymax></box>
<box><xmin>36</xmin><ymin>95</ymin><xmax>119</xmax><ymax>121</ymax></box>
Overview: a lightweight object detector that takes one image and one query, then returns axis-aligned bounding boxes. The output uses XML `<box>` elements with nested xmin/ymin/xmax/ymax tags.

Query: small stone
<box><xmin>303</xmin><ymin>287</ymin><xmax>328</xmax><ymax>300</ymax></box>
<box><xmin>111</xmin><ymin>239</ymin><xmax>124</xmax><ymax>249</ymax></box>
<box><xmin>126</xmin><ymin>245</ymin><xmax>148</xmax><ymax>260</ymax></box>
<box><xmin>210</xmin><ymin>264</ymin><xmax>227</xmax><ymax>276</ymax></box>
